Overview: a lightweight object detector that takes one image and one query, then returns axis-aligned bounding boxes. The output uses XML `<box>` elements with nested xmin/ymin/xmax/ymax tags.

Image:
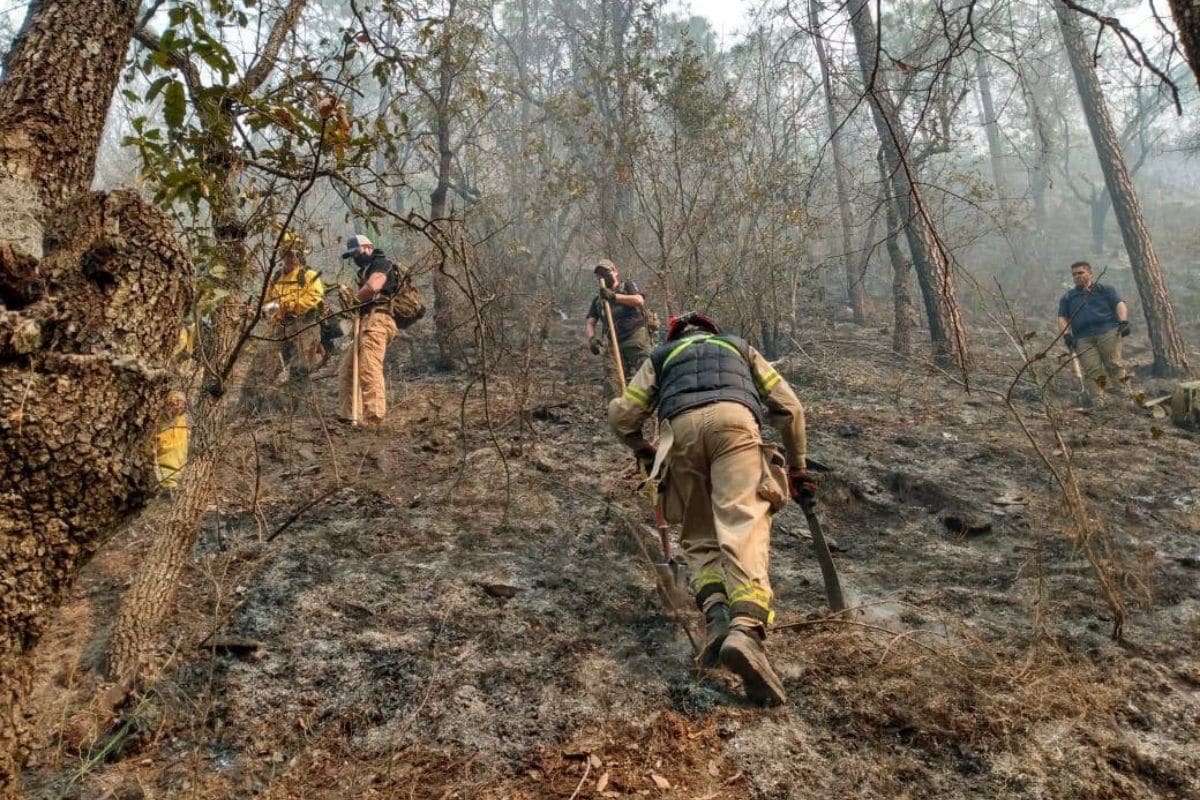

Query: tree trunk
<box><xmin>106</xmin><ymin>0</ymin><xmax>306</xmax><ymax>686</ymax></box>
<box><xmin>845</xmin><ymin>0</ymin><xmax>968</xmax><ymax>368</ymax></box>
<box><xmin>0</xmin><ymin>2</ymin><xmax>191</xmax><ymax>788</ymax></box>
<box><xmin>974</xmin><ymin>52</ymin><xmax>1009</xmax><ymax>202</ymax></box>
<box><xmin>429</xmin><ymin>0</ymin><xmax>467</xmax><ymax>369</ymax></box>
<box><xmin>1166</xmin><ymin>0</ymin><xmax>1200</xmax><ymax>93</ymax></box>
<box><xmin>879</xmin><ymin>153</ymin><xmax>913</xmax><ymax>355</ymax></box>
<box><xmin>1055</xmin><ymin>1</ymin><xmax>1189</xmax><ymax>376</ymax></box>
<box><xmin>810</xmin><ymin>0</ymin><xmax>865</xmax><ymax>324</ymax></box>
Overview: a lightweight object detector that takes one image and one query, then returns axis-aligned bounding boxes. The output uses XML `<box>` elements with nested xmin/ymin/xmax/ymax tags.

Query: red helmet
<box><xmin>667</xmin><ymin>311</ymin><xmax>721</xmax><ymax>341</ymax></box>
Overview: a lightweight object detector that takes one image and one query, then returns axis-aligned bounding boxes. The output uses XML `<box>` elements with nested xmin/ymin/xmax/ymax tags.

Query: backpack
<box><xmin>386</xmin><ymin>266</ymin><xmax>426</xmax><ymax>329</ymax></box>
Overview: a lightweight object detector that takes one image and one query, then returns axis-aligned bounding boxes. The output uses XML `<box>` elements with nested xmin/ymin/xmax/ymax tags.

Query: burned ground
<box><xmin>20</xmin><ymin>321</ymin><xmax>1200</xmax><ymax>799</ymax></box>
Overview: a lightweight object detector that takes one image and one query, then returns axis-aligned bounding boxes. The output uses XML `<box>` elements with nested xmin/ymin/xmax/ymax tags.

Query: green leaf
<box><xmin>146</xmin><ymin>75</ymin><xmax>173</xmax><ymax>103</ymax></box>
<box><xmin>164</xmin><ymin>81</ymin><xmax>187</xmax><ymax>129</ymax></box>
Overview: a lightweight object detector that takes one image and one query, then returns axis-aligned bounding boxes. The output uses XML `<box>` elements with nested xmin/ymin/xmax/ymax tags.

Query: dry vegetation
<box><xmin>20</xmin><ymin>319</ymin><xmax>1200</xmax><ymax>799</ymax></box>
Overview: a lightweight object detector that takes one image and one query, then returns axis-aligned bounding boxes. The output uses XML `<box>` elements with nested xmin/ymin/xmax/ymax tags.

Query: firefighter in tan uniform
<box><xmin>608</xmin><ymin>312</ymin><xmax>815</xmax><ymax>706</ymax></box>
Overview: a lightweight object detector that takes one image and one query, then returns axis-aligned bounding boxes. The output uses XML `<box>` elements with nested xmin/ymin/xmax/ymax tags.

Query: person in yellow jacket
<box><xmin>608</xmin><ymin>312</ymin><xmax>813</xmax><ymax>707</ymax></box>
<box><xmin>237</xmin><ymin>237</ymin><xmax>328</xmax><ymax>415</ymax></box>
<box><xmin>155</xmin><ymin>324</ymin><xmax>195</xmax><ymax>491</ymax></box>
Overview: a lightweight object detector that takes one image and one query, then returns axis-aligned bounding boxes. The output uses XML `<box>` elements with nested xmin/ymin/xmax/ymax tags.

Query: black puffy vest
<box><xmin>650</xmin><ymin>333</ymin><xmax>764</xmax><ymax>425</ymax></box>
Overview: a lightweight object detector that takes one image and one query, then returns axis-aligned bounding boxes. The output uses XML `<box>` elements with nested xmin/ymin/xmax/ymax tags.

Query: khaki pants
<box><xmin>1076</xmin><ymin>329</ymin><xmax>1129</xmax><ymax>402</ymax></box>
<box><xmin>339</xmin><ymin>311</ymin><xmax>398</xmax><ymax>423</ymax></box>
<box><xmin>238</xmin><ymin>311</ymin><xmax>325</xmax><ymax>414</ymax></box>
<box><xmin>660</xmin><ymin>402</ymin><xmax>776</xmax><ymax>628</ymax></box>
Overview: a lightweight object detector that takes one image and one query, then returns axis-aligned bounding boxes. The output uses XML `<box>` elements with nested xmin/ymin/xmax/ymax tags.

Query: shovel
<box><xmin>797</xmin><ymin>497</ymin><xmax>846</xmax><ymax>612</ymax></box>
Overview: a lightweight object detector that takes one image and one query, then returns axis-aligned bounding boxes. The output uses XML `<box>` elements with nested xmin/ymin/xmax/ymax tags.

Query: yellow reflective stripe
<box><xmin>729</xmin><ymin>583</ymin><xmax>773</xmax><ymax>610</ymax></box>
<box><xmin>663</xmin><ymin>334</ymin><xmax>711</xmax><ymax>368</ymax></box>
<box><xmin>690</xmin><ymin>570</ymin><xmax>726</xmax><ymax>594</ymax></box>
<box><xmin>709</xmin><ymin>339</ymin><xmax>743</xmax><ymax>359</ymax></box>
<box><xmin>663</xmin><ymin>334</ymin><xmax>744</xmax><ymax>368</ymax></box>
<box><xmin>758</xmin><ymin>369</ymin><xmax>781</xmax><ymax>393</ymax></box>
<box><xmin>623</xmin><ymin>385</ymin><xmax>651</xmax><ymax>408</ymax></box>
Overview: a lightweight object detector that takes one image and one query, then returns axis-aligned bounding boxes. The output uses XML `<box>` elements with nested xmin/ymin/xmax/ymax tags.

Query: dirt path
<box><xmin>23</xmin><ymin>325</ymin><xmax>1200</xmax><ymax>799</ymax></box>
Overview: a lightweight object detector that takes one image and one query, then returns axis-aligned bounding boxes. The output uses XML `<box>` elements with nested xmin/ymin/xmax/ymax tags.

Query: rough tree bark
<box><xmin>1166</xmin><ymin>0</ymin><xmax>1200</xmax><ymax>92</ymax></box>
<box><xmin>845</xmin><ymin>0</ymin><xmax>968</xmax><ymax>368</ymax></box>
<box><xmin>105</xmin><ymin>0</ymin><xmax>307</xmax><ymax>684</ymax></box>
<box><xmin>1055</xmin><ymin>1</ymin><xmax>1189</xmax><ymax>376</ymax></box>
<box><xmin>0</xmin><ymin>0</ymin><xmax>191</xmax><ymax>789</ymax></box>
<box><xmin>810</xmin><ymin>0</ymin><xmax>865</xmax><ymax>324</ymax></box>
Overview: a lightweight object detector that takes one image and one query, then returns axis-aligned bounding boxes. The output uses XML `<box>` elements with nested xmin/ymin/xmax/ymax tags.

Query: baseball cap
<box><xmin>342</xmin><ymin>234</ymin><xmax>373</xmax><ymax>258</ymax></box>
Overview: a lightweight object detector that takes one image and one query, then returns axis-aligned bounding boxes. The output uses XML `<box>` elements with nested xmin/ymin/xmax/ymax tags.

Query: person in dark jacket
<box><xmin>1057</xmin><ymin>260</ymin><xmax>1132</xmax><ymax>406</ymax></box>
<box><xmin>608</xmin><ymin>312</ymin><xmax>813</xmax><ymax>707</ymax></box>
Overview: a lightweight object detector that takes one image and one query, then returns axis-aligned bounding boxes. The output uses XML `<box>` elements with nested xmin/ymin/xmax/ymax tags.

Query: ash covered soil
<box><xmin>23</xmin><ymin>322</ymin><xmax>1200</xmax><ymax>799</ymax></box>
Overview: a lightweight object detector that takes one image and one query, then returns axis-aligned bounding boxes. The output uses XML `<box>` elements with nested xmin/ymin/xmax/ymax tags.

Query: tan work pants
<box><xmin>1076</xmin><ymin>328</ymin><xmax>1130</xmax><ymax>402</ymax></box>
<box><xmin>339</xmin><ymin>311</ymin><xmax>398</xmax><ymax>423</ymax></box>
<box><xmin>661</xmin><ymin>402</ymin><xmax>776</xmax><ymax>627</ymax></box>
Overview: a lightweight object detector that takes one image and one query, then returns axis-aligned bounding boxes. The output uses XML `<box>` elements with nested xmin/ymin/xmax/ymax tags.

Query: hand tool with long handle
<box><xmin>597</xmin><ymin>276</ymin><xmax>626</xmax><ymax>392</ymax></box>
<box><xmin>350</xmin><ymin>315</ymin><xmax>362</xmax><ymax>425</ymax></box>
<box><xmin>798</xmin><ymin>497</ymin><xmax>846</xmax><ymax>612</ymax></box>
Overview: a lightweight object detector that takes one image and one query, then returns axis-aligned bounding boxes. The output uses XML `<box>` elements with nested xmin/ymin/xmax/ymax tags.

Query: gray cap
<box><xmin>342</xmin><ymin>233</ymin><xmax>373</xmax><ymax>258</ymax></box>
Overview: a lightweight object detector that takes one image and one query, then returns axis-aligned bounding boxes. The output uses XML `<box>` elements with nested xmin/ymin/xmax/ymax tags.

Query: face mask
<box><xmin>353</xmin><ymin>251</ymin><xmax>372</xmax><ymax>268</ymax></box>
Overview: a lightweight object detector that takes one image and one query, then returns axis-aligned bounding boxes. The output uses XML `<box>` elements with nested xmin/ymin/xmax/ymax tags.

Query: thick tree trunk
<box><xmin>810</xmin><ymin>0</ymin><xmax>865</xmax><ymax>324</ymax></box>
<box><xmin>1</xmin><ymin>193</ymin><xmax>190</xmax><ymax>791</ymax></box>
<box><xmin>1056</xmin><ymin>1</ymin><xmax>1189</xmax><ymax>376</ymax></box>
<box><xmin>846</xmin><ymin>0</ymin><xmax>968</xmax><ymax>368</ymax></box>
<box><xmin>0</xmin><ymin>0</ymin><xmax>139</xmax><ymax>261</ymax></box>
<box><xmin>1166</xmin><ymin>0</ymin><xmax>1200</xmax><ymax>93</ymax></box>
<box><xmin>0</xmin><ymin>1</ymin><xmax>192</xmax><ymax>789</ymax></box>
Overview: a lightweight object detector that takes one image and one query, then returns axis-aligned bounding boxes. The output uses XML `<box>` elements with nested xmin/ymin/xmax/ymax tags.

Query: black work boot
<box><xmin>719</xmin><ymin>623</ymin><xmax>787</xmax><ymax>707</ymax></box>
<box><xmin>698</xmin><ymin>602</ymin><xmax>730</xmax><ymax>668</ymax></box>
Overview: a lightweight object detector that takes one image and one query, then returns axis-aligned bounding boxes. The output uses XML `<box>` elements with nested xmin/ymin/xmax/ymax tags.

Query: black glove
<box><xmin>599</xmin><ymin>287</ymin><xmax>617</xmax><ymax>303</ymax></box>
<box><xmin>1063</xmin><ymin>333</ymin><xmax>1075</xmax><ymax>351</ymax></box>
<box><xmin>789</xmin><ymin>468</ymin><xmax>818</xmax><ymax>505</ymax></box>
<box><xmin>636</xmin><ymin>444</ymin><xmax>657</xmax><ymax>476</ymax></box>
<box><xmin>1117</xmin><ymin>320</ymin><xmax>1131</xmax><ymax>338</ymax></box>
<box><xmin>588</xmin><ymin>336</ymin><xmax>602</xmax><ymax>355</ymax></box>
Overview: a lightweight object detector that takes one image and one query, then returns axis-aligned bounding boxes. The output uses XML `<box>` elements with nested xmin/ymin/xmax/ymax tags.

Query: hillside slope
<box><xmin>23</xmin><ymin>322</ymin><xmax>1200</xmax><ymax>799</ymax></box>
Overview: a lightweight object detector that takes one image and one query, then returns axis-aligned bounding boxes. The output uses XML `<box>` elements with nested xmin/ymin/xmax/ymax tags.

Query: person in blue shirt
<box><xmin>1056</xmin><ymin>261</ymin><xmax>1132</xmax><ymax>406</ymax></box>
